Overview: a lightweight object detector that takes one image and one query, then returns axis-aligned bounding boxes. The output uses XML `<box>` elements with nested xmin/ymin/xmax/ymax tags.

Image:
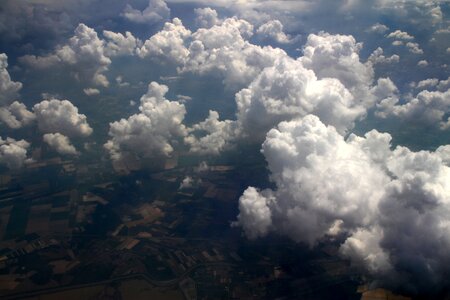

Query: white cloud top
<box><xmin>33</xmin><ymin>99</ymin><xmax>93</xmax><ymax>137</ymax></box>
<box><xmin>43</xmin><ymin>133</ymin><xmax>79</xmax><ymax>156</ymax></box>
<box><xmin>105</xmin><ymin>81</ymin><xmax>187</xmax><ymax>165</ymax></box>
<box><xmin>0</xmin><ymin>137</ymin><xmax>31</xmax><ymax>169</ymax></box>
<box><xmin>235</xmin><ymin>114</ymin><xmax>450</xmax><ymax>290</ymax></box>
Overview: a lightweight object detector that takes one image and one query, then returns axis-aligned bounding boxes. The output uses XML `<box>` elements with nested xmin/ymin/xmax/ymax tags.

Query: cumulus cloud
<box><xmin>0</xmin><ymin>53</ymin><xmax>22</xmax><ymax>106</ymax></box>
<box><xmin>376</xmin><ymin>88</ymin><xmax>450</xmax><ymax>129</ymax></box>
<box><xmin>194</xmin><ymin>7</ymin><xmax>220</xmax><ymax>28</ymax></box>
<box><xmin>375</xmin><ymin>1</ymin><xmax>443</xmax><ymax>27</ymax></box>
<box><xmin>406</xmin><ymin>42</ymin><xmax>424</xmax><ymax>54</ymax></box>
<box><xmin>417</xmin><ymin>59</ymin><xmax>428</xmax><ymax>67</ymax></box>
<box><xmin>299</xmin><ymin>32</ymin><xmax>377</xmax><ymax>105</ymax></box>
<box><xmin>0</xmin><ymin>137</ymin><xmax>31</xmax><ymax>169</ymax></box>
<box><xmin>386</xmin><ymin>30</ymin><xmax>414</xmax><ymax>40</ymax></box>
<box><xmin>105</xmin><ymin>82</ymin><xmax>186</xmax><ymax>166</ymax></box>
<box><xmin>367</xmin><ymin>23</ymin><xmax>389</xmax><ymax>33</ymax></box>
<box><xmin>181</xmin><ymin>16</ymin><xmax>288</xmax><ymax>89</ymax></box>
<box><xmin>43</xmin><ymin>133</ymin><xmax>79</xmax><ymax>156</ymax></box>
<box><xmin>122</xmin><ymin>0</ymin><xmax>170</xmax><ymax>24</ymax></box>
<box><xmin>235</xmin><ymin>115</ymin><xmax>389</xmax><ymax>244</ymax></box>
<box><xmin>256</xmin><ymin>20</ymin><xmax>292</xmax><ymax>43</ymax></box>
<box><xmin>20</xmin><ymin>24</ymin><xmax>111</xmax><ymax>87</ymax></box>
<box><xmin>103</xmin><ymin>30</ymin><xmax>141</xmax><ymax>57</ymax></box>
<box><xmin>234</xmin><ymin>31</ymin><xmax>388</xmax><ymax>142</ymax></box>
<box><xmin>416</xmin><ymin>78</ymin><xmax>439</xmax><ymax>89</ymax></box>
<box><xmin>137</xmin><ymin>18</ymin><xmax>192</xmax><ymax>65</ymax></box>
<box><xmin>185</xmin><ymin>110</ymin><xmax>239</xmax><ymax>155</ymax></box>
<box><xmin>235</xmin><ymin>57</ymin><xmax>365</xmax><ymax>139</ymax></box>
<box><xmin>33</xmin><ymin>99</ymin><xmax>93</xmax><ymax>137</ymax></box>
<box><xmin>0</xmin><ymin>101</ymin><xmax>35</xmax><ymax>129</ymax></box>
<box><xmin>368</xmin><ymin>47</ymin><xmax>399</xmax><ymax>65</ymax></box>
<box><xmin>138</xmin><ymin>15</ymin><xmax>287</xmax><ymax>89</ymax></box>
<box><xmin>235</xmin><ymin>114</ymin><xmax>450</xmax><ymax>294</ymax></box>
<box><xmin>83</xmin><ymin>88</ymin><xmax>100</xmax><ymax>96</ymax></box>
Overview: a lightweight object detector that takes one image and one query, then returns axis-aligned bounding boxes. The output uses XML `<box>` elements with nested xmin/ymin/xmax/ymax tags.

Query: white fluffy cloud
<box><xmin>180</xmin><ymin>30</ymin><xmax>392</xmax><ymax>153</ymax></box>
<box><xmin>386</xmin><ymin>30</ymin><xmax>414</xmax><ymax>40</ymax></box>
<box><xmin>235</xmin><ymin>114</ymin><xmax>450</xmax><ymax>293</ymax></box>
<box><xmin>299</xmin><ymin>32</ymin><xmax>377</xmax><ymax>106</ymax></box>
<box><xmin>237</xmin><ymin>61</ymin><xmax>352</xmax><ymax>137</ymax></box>
<box><xmin>235</xmin><ymin>115</ymin><xmax>389</xmax><ymax>244</ymax></box>
<box><xmin>137</xmin><ymin>18</ymin><xmax>192</xmax><ymax>65</ymax></box>
<box><xmin>182</xmin><ymin>17</ymin><xmax>288</xmax><ymax>89</ymax></box>
<box><xmin>103</xmin><ymin>30</ymin><xmax>141</xmax><ymax>57</ymax></box>
<box><xmin>416</xmin><ymin>78</ymin><xmax>439</xmax><ymax>89</ymax></box>
<box><xmin>406</xmin><ymin>42</ymin><xmax>424</xmax><ymax>54</ymax></box>
<box><xmin>0</xmin><ymin>53</ymin><xmax>22</xmax><ymax>106</ymax></box>
<box><xmin>122</xmin><ymin>0</ymin><xmax>170</xmax><ymax>24</ymax></box>
<box><xmin>185</xmin><ymin>110</ymin><xmax>239</xmax><ymax>155</ymax></box>
<box><xmin>417</xmin><ymin>59</ymin><xmax>429</xmax><ymax>67</ymax></box>
<box><xmin>256</xmin><ymin>20</ymin><xmax>291</xmax><ymax>43</ymax></box>
<box><xmin>194</xmin><ymin>7</ymin><xmax>220</xmax><ymax>28</ymax></box>
<box><xmin>105</xmin><ymin>82</ymin><xmax>187</xmax><ymax>166</ymax></box>
<box><xmin>0</xmin><ymin>137</ymin><xmax>31</xmax><ymax>169</ymax></box>
<box><xmin>33</xmin><ymin>99</ymin><xmax>93</xmax><ymax>137</ymax></box>
<box><xmin>43</xmin><ymin>133</ymin><xmax>79</xmax><ymax>156</ymax></box>
<box><xmin>0</xmin><ymin>101</ymin><xmax>35</xmax><ymax>129</ymax></box>
<box><xmin>368</xmin><ymin>47</ymin><xmax>399</xmax><ymax>65</ymax></box>
<box><xmin>20</xmin><ymin>24</ymin><xmax>111</xmax><ymax>87</ymax></box>
<box><xmin>367</xmin><ymin>23</ymin><xmax>389</xmax><ymax>33</ymax></box>
<box><xmin>138</xmin><ymin>15</ymin><xmax>287</xmax><ymax>89</ymax></box>
<box><xmin>376</xmin><ymin>88</ymin><xmax>450</xmax><ymax>129</ymax></box>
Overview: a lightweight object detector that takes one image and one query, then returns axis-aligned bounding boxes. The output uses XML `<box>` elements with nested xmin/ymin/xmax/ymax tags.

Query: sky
<box><xmin>1</xmin><ymin>0</ymin><xmax>450</xmax><ymax>296</ymax></box>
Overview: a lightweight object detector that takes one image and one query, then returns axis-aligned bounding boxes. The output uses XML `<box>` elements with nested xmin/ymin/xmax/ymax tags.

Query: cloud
<box><xmin>179</xmin><ymin>176</ymin><xmax>201</xmax><ymax>189</ymax></box>
<box><xmin>416</xmin><ymin>78</ymin><xmax>438</xmax><ymax>89</ymax></box>
<box><xmin>376</xmin><ymin>88</ymin><xmax>450</xmax><ymax>130</ymax></box>
<box><xmin>235</xmin><ymin>31</ymin><xmax>386</xmax><ymax>140</ymax></box>
<box><xmin>256</xmin><ymin>20</ymin><xmax>292</xmax><ymax>43</ymax></box>
<box><xmin>368</xmin><ymin>47</ymin><xmax>399</xmax><ymax>65</ymax></box>
<box><xmin>105</xmin><ymin>81</ymin><xmax>187</xmax><ymax>166</ymax></box>
<box><xmin>406</xmin><ymin>42</ymin><xmax>423</xmax><ymax>54</ymax></box>
<box><xmin>83</xmin><ymin>88</ymin><xmax>100</xmax><ymax>96</ymax></box>
<box><xmin>234</xmin><ymin>115</ymin><xmax>389</xmax><ymax>244</ymax></box>
<box><xmin>234</xmin><ymin>187</ymin><xmax>274</xmax><ymax>239</ymax></box>
<box><xmin>386</xmin><ymin>30</ymin><xmax>414</xmax><ymax>40</ymax></box>
<box><xmin>179</xmin><ymin>30</ymin><xmax>394</xmax><ymax>154</ymax></box>
<box><xmin>235</xmin><ymin>57</ymin><xmax>365</xmax><ymax>139</ymax></box>
<box><xmin>20</xmin><ymin>24</ymin><xmax>111</xmax><ymax>87</ymax></box>
<box><xmin>137</xmin><ymin>18</ymin><xmax>192</xmax><ymax>65</ymax></box>
<box><xmin>181</xmin><ymin>17</ymin><xmax>287</xmax><ymax>89</ymax></box>
<box><xmin>0</xmin><ymin>101</ymin><xmax>35</xmax><ymax>129</ymax></box>
<box><xmin>43</xmin><ymin>133</ymin><xmax>79</xmax><ymax>156</ymax></box>
<box><xmin>103</xmin><ymin>30</ymin><xmax>141</xmax><ymax>57</ymax></box>
<box><xmin>0</xmin><ymin>137</ymin><xmax>31</xmax><ymax>169</ymax></box>
<box><xmin>122</xmin><ymin>0</ymin><xmax>170</xmax><ymax>24</ymax></box>
<box><xmin>367</xmin><ymin>23</ymin><xmax>389</xmax><ymax>33</ymax></box>
<box><xmin>0</xmin><ymin>53</ymin><xmax>22</xmax><ymax>106</ymax></box>
<box><xmin>299</xmin><ymin>32</ymin><xmax>377</xmax><ymax>105</ymax></box>
<box><xmin>417</xmin><ymin>59</ymin><xmax>428</xmax><ymax>67</ymax></box>
<box><xmin>185</xmin><ymin>110</ymin><xmax>239</xmax><ymax>155</ymax></box>
<box><xmin>194</xmin><ymin>7</ymin><xmax>220</xmax><ymax>28</ymax></box>
<box><xmin>138</xmin><ymin>15</ymin><xmax>287</xmax><ymax>89</ymax></box>
<box><xmin>235</xmin><ymin>114</ymin><xmax>450</xmax><ymax>294</ymax></box>
<box><xmin>33</xmin><ymin>99</ymin><xmax>93</xmax><ymax>137</ymax></box>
